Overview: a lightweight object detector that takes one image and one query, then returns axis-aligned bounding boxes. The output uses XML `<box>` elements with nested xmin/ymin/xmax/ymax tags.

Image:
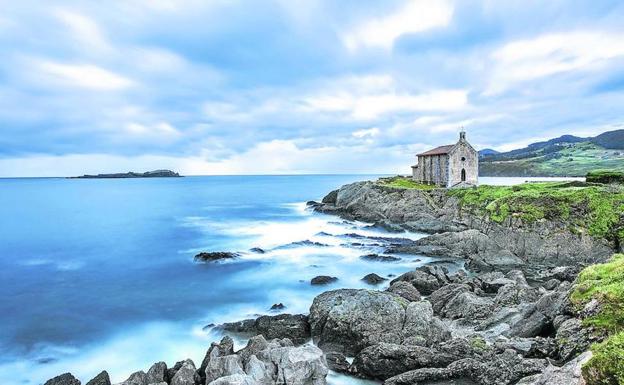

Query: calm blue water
<box><xmin>1</xmin><ymin>175</ymin><xmax>435</xmax><ymax>385</ymax></box>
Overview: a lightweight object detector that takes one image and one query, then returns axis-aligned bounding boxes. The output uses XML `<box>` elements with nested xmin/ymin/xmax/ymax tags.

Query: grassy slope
<box><xmin>480</xmin><ymin>142</ymin><xmax>624</xmax><ymax>177</ymax></box>
<box><xmin>447</xmin><ymin>181</ymin><xmax>624</xmax><ymax>242</ymax></box>
<box><xmin>571</xmin><ymin>254</ymin><xmax>624</xmax><ymax>384</ymax></box>
<box><xmin>377</xmin><ymin>178</ymin><xmax>624</xmax><ymax>242</ymax></box>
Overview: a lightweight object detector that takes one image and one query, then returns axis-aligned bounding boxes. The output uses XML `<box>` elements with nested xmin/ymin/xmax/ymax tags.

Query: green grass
<box><xmin>480</xmin><ymin>141</ymin><xmax>624</xmax><ymax>177</ymax></box>
<box><xmin>571</xmin><ymin>255</ymin><xmax>624</xmax><ymax>384</ymax></box>
<box><xmin>587</xmin><ymin>170</ymin><xmax>624</xmax><ymax>184</ymax></box>
<box><xmin>377</xmin><ymin>176</ymin><xmax>437</xmax><ymax>190</ymax></box>
<box><xmin>571</xmin><ymin>254</ymin><xmax>624</xmax><ymax>332</ymax></box>
<box><xmin>582</xmin><ymin>332</ymin><xmax>624</xmax><ymax>385</ymax></box>
<box><xmin>448</xmin><ymin>182</ymin><xmax>624</xmax><ymax>241</ymax></box>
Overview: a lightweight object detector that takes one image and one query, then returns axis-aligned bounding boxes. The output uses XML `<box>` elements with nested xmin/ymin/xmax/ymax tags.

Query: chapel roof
<box><xmin>417</xmin><ymin>144</ymin><xmax>455</xmax><ymax>156</ymax></box>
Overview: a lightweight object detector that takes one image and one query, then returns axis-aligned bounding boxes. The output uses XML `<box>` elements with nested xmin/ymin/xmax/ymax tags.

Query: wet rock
<box><xmin>311</xmin><ymin>276</ymin><xmax>338</xmax><ymax>285</ymax></box>
<box><xmin>119</xmin><ymin>371</ymin><xmax>148</xmax><ymax>385</ymax></box>
<box><xmin>494</xmin><ymin>337</ymin><xmax>557</xmax><ymax>358</ymax></box>
<box><xmin>543</xmin><ymin>279</ymin><xmax>560</xmax><ymax>290</ymax></box>
<box><xmin>509</xmin><ymin>289</ymin><xmax>570</xmax><ymax>338</ymax></box>
<box><xmin>442</xmin><ymin>292</ymin><xmax>494</xmax><ymax>320</ymax></box>
<box><xmin>258</xmin><ymin>344</ymin><xmax>328</xmax><ymax>385</ymax></box>
<box><xmin>166</xmin><ymin>361</ymin><xmax>184</xmax><ymax>384</ymax></box>
<box><xmin>352</xmin><ymin>343</ymin><xmax>457</xmax><ymax>380</ymax></box>
<box><xmin>282</xmin><ymin>240</ymin><xmax>329</xmax><ymax>248</ymax></box>
<box><xmin>146</xmin><ymin>362</ymin><xmax>167</xmax><ymax>384</ymax></box>
<box><xmin>220</xmin><ymin>314</ymin><xmax>311</xmax><ymax>345</ymax></box>
<box><xmin>322</xmin><ymin>189</ymin><xmax>339</xmax><ymax>204</ymax></box>
<box><xmin>85</xmin><ymin>371</ymin><xmax>110</xmax><ymax>385</ymax></box>
<box><xmin>494</xmin><ymin>282</ymin><xmax>539</xmax><ymax>308</ymax></box>
<box><xmin>429</xmin><ymin>283</ymin><xmax>472</xmax><ymax>315</ymax></box>
<box><xmin>384</xmin><ymin>349</ymin><xmax>547</xmax><ymax>385</ymax></box>
<box><xmin>360</xmin><ymin>253</ymin><xmax>401</xmax><ymax>262</ymax></box>
<box><xmin>390</xmin><ymin>267</ymin><xmax>446</xmax><ymax>295</ymax></box>
<box><xmin>324</xmin><ymin>351</ymin><xmax>350</xmax><ymax>374</ymax></box>
<box><xmin>249</xmin><ymin>247</ymin><xmax>265</xmax><ymax>254</ymax></box>
<box><xmin>478</xmin><ymin>272</ymin><xmax>516</xmax><ymax>293</ymax></box>
<box><xmin>516</xmin><ymin>351</ymin><xmax>592</xmax><ymax>385</ymax></box>
<box><xmin>270</xmin><ymin>303</ymin><xmax>286</xmax><ymax>310</ymax></box>
<box><xmin>207</xmin><ymin>374</ymin><xmax>256</xmax><ymax>385</ymax></box>
<box><xmin>309</xmin><ymin>289</ymin><xmax>449</xmax><ymax>355</ymax></box>
<box><xmin>205</xmin><ymin>355</ymin><xmax>245</xmax><ymax>384</ymax></box>
<box><xmin>194</xmin><ymin>252</ymin><xmax>239</xmax><ymax>262</ymax></box>
<box><xmin>555</xmin><ymin>318</ymin><xmax>595</xmax><ymax>361</ymax></box>
<box><xmin>386</xmin><ymin>281</ymin><xmax>421</xmax><ymax>302</ymax></box>
<box><xmin>170</xmin><ymin>359</ymin><xmax>199</xmax><ymax>385</ymax></box>
<box><xmin>362</xmin><ymin>273</ymin><xmax>387</xmax><ymax>285</ymax></box>
<box><xmin>45</xmin><ymin>373</ymin><xmax>81</xmax><ymax>385</ymax></box>
<box><xmin>199</xmin><ymin>337</ymin><xmax>235</xmax><ymax>383</ymax></box>
<box><xmin>309</xmin><ymin>289</ymin><xmax>406</xmax><ymax>355</ymax></box>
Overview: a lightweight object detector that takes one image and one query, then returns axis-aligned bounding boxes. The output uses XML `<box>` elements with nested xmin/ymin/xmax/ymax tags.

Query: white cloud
<box><xmin>54</xmin><ymin>9</ymin><xmax>112</xmax><ymax>53</ymax></box>
<box><xmin>352</xmin><ymin>127</ymin><xmax>380</xmax><ymax>138</ymax></box>
<box><xmin>125</xmin><ymin>121</ymin><xmax>181</xmax><ymax>137</ymax></box>
<box><xmin>303</xmin><ymin>89</ymin><xmax>468</xmax><ymax>120</ymax></box>
<box><xmin>487</xmin><ymin>31</ymin><xmax>624</xmax><ymax>94</ymax></box>
<box><xmin>343</xmin><ymin>0</ymin><xmax>453</xmax><ymax>51</ymax></box>
<box><xmin>36</xmin><ymin>61</ymin><xmax>134</xmax><ymax>90</ymax></box>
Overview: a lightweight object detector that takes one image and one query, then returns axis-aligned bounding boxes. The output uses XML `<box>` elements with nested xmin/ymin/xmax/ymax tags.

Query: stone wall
<box><xmin>447</xmin><ymin>141</ymin><xmax>478</xmax><ymax>187</ymax></box>
<box><xmin>415</xmin><ymin>154</ymin><xmax>448</xmax><ymax>186</ymax></box>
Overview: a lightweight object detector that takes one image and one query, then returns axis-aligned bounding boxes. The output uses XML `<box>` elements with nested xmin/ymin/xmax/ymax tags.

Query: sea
<box><xmin>0</xmin><ymin>175</ymin><xmax>582</xmax><ymax>385</ymax></box>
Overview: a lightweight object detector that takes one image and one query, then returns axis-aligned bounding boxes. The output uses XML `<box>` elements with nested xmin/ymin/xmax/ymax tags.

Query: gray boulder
<box><xmin>516</xmin><ymin>351</ymin><xmax>592</xmax><ymax>385</ymax></box>
<box><xmin>85</xmin><ymin>371</ymin><xmax>110</xmax><ymax>385</ymax></box>
<box><xmin>324</xmin><ymin>352</ymin><xmax>350</xmax><ymax>374</ymax></box>
<box><xmin>310</xmin><ymin>276</ymin><xmax>338</xmax><ymax>285</ymax></box>
<box><xmin>442</xmin><ymin>292</ymin><xmax>494</xmax><ymax>320</ymax></box>
<box><xmin>220</xmin><ymin>314</ymin><xmax>310</xmax><ymax>345</ymax></box>
<box><xmin>146</xmin><ymin>362</ymin><xmax>167</xmax><ymax>384</ymax></box>
<box><xmin>428</xmin><ymin>283</ymin><xmax>472</xmax><ymax>314</ymax></box>
<box><xmin>391</xmin><ymin>270</ymin><xmax>441</xmax><ymax>294</ymax></box>
<box><xmin>362</xmin><ymin>273</ymin><xmax>387</xmax><ymax>285</ymax></box>
<box><xmin>352</xmin><ymin>342</ymin><xmax>459</xmax><ymax>380</ymax></box>
<box><xmin>509</xmin><ymin>289</ymin><xmax>570</xmax><ymax>338</ymax></box>
<box><xmin>207</xmin><ymin>374</ymin><xmax>257</xmax><ymax>385</ymax></box>
<box><xmin>45</xmin><ymin>373</ymin><xmax>81</xmax><ymax>385</ymax></box>
<box><xmin>309</xmin><ymin>289</ymin><xmax>449</xmax><ymax>355</ymax></box>
<box><xmin>170</xmin><ymin>360</ymin><xmax>199</xmax><ymax>385</ymax></box>
<box><xmin>555</xmin><ymin>318</ymin><xmax>595</xmax><ymax>361</ymax></box>
<box><xmin>194</xmin><ymin>252</ymin><xmax>239</xmax><ymax>262</ymax></box>
<box><xmin>200</xmin><ymin>336</ymin><xmax>236</xmax><ymax>383</ymax></box>
<box><xmin>119</xmin><ymin>371</ymin><xmax>147</xmax><ymax>385</ymax></box>
<box><xmin>199</xmin><ymin>335</ymin><xmax>328</xmax><ymax>385</ymax></box>
<box><xmin>386</xmin><ymin>281</ymin><xmax>421</xmax><ymax>302</ymax></box>
<box><xmin>384</xmin><ymin>349</ymin><xmax>547</xmax><ymax>385</ymax></box>
<box><xmin>309</xmin><ymin>289</ymin><xmax>406</xmax><ymax>355</ymax></box>
<box><xmin>205</xmin><ymin>355</ymin><xmax>245</xmax><ymax>384</ymax></box>
<box><xmin>257</xmin><ymin>344</ymin><xmax>328</xmax><ymax>385</ymax></box>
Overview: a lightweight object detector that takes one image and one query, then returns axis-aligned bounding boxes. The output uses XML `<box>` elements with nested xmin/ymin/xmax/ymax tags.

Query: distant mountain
<box><xmin>478</xmin><ymin>148</ymin><xmax>500</xmax><ymax>158</ymax></box>
<box><xmin>479</xmin><ymin>129</ymin><xmax>624</xmax><ymax>177</ymax></box>
<box><xmin>71</xmin><ymin>170</ymin><xmax>182</xmax><ymax>179</ymax></box>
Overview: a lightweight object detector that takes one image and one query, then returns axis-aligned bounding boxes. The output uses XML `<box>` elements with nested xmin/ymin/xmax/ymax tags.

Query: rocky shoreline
<box><xmin>45</xmin><ymin>180</ymin><xmax>620</xmax><ymax>385</ymax></box>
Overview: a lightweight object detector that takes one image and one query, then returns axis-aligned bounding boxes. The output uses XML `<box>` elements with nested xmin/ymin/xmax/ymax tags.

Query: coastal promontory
<box><xmin>70</xmin><ymin>170</ymin><xmax>181</xmax><ymax>178</ymax></box>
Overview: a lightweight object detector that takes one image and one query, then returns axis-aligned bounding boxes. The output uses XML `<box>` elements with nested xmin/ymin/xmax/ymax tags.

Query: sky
<box><xmin>1</xmin><ymin>0</ymin><xmax>624</xmax><ymax>176</ymax></box>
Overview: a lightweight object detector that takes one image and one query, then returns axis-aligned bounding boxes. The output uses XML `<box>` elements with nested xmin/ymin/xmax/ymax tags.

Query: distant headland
<box><xmin>69</xmin><ymin>169</ymin><xmax>182</xmax><ymax>179</ymax></box>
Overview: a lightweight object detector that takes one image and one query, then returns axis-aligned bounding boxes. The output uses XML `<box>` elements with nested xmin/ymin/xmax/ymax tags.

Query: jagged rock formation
<box><xmin>313</xmin><ymin>181</ymin><xmax>614</xmax><ymax>275</ymax></box>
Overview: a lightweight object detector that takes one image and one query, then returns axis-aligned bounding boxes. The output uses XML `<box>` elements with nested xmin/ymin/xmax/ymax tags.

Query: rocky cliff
<box><xmin>312</xmin><ymin>180</ymin><xmax>617</xmax><ymax>276</ymax></box>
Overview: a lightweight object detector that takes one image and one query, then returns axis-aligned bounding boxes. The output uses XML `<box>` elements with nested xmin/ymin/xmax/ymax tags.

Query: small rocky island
<box><xmin>71</xmin><ymin>170</ymin><xmax>182</xmax><ymax>178</ymax></box>
<box><xmin>44</xmin><ymin>175</ymin><xmax>624</xmax><ymax>385</ymax></box>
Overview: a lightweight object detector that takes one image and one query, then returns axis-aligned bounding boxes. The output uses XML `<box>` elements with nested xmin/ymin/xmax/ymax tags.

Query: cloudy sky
<box><xmin>1</xmin><ymin>0</ymin><xmax>624</xmax><ymax>176</ymax></box>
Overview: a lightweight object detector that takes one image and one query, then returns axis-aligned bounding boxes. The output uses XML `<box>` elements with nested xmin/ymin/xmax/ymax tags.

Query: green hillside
<box><xmin>480</xmin><ymin>130</ymin><xmax>624</xmax><ymax>177</ymax></box>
